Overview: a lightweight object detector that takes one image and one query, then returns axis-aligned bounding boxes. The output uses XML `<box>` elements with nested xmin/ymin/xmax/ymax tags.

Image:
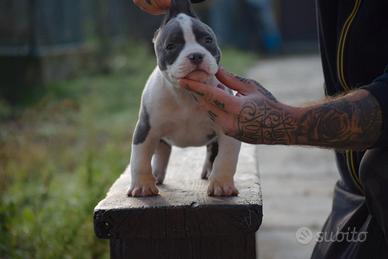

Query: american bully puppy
<box><xmin>128</xmin><ymin>0</ymin><xmax>241</xmax><ymax>197</ymax></box>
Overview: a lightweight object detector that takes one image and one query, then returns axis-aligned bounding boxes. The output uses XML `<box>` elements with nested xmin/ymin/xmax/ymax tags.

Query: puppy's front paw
<box><xmin>127</xmin><ymin>181</ymin><xmax>159</xmax><ymax>197</ymax></box>
<box><xmin>207</xmin><ymin>179</ymin><xmax>238</xmax><ymax>197</ymax></box>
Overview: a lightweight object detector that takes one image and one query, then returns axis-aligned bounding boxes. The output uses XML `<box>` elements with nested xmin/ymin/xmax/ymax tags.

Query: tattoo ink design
<box><xmin>214</xmin><ymin>100</ymin><xmax>225</xmax><ymax>110</ymax></box>
<box><xmin>254</xmin><ymin>82</ymin><xmax>278</xmax><ymax>103</ymax></box>
<box><xmin>235</xmin><ymin>91</ymin><xmax>381</xmax><ymax>148</ymax></box>
<box><xmin>297</xmin><ymin>102</ymin><xmax>353</xmax><ymax>145</ymax></box>
<box><xmin>231</xmin><ymin>79</ymin><xmax>381</xmax><ymax>149</ymax></box>
<box><xmin>191</xmin><ymin>94</ymin><xmax>199</xmax><ymax>103</ymax></box>
<box><xmin>208</xmin><ymin>111</ymin><xmax>218</xmax><ymax>122</ymax></box>
<box><xmin>236</xmin><ymin>101</ymin><xmax>297</xmax><ymax>144</ymax></box>
<box><xmin>235</xmin><ymin>75</ymin><xmax>253</xmax><ymax>85</ymax></box>
<box><xmin>296</xmin><ymin>93</ymin><xmax>382</xmax><ymax>149</ymax></box>
<box><xmin>235</xmin><ymin>76</ymin><xmax>278</xmax><ymax>102</ymax></box>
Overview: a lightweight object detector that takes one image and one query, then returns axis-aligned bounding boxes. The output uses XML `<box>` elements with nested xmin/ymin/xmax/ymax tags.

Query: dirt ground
<box><xmin>248</xmin><ymin>55</ymin><xmax>339</xmax><ymax>259</ymax></box>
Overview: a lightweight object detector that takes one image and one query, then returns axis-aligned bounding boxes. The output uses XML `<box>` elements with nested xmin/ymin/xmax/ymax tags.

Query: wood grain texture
<box><xmin>94</xmin><ymin>144</ymin><xmax>262</xmax><ymax>240</ymax></box>
<box><xmin>110</xmin><ymin>234</ymin><xmax>257</xmax><ymax>259</ymax></box>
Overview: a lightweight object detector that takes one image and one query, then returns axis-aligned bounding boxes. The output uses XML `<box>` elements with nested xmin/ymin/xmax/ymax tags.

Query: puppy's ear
<box><xmin>163</xmin><ymin>0</ymin><xmax>197</xmax><ymax>25</ymax></box>
<box><xmin>153</xmin><ymin>28</ymin><xmax>160</xmax><ymax>43</ymax></box>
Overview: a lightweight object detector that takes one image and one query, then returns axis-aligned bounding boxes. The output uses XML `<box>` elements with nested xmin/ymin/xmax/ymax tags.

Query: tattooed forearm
<box><xmin>295</xmin><ymin>90</ymin><xmax>382</xmax><ymax>149</ymax></box>
<box><xmin>237</xmin><ymin>101</ymin><xmax>297</xmax><ymax>144</ymax></box>
<box><xmin>235</xmin><ymin>90</ymin><xmax>382</xmax><ymax>149</ymax></box>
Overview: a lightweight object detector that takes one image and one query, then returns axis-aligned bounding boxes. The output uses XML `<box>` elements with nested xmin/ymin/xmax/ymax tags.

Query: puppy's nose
<box><xmin>187</xmin><ymin>53</ymin><xmax>204</xmax><ymax>65</ymax></box>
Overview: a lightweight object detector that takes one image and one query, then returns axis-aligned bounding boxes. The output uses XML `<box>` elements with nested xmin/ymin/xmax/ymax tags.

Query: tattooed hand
<box><xmin>180</xmin><ymin>68</ymin><xmax>293</xmax><ymax>144</ymax></box>
<box><xmin>132</xmin><ymin>0</ymin><xmax>171</xmax><ymax>15</ymax></box>
<box><xmin>180</xmin><ymin>68</ymin><xmax>383</xmax><ymax>150</ymax></box>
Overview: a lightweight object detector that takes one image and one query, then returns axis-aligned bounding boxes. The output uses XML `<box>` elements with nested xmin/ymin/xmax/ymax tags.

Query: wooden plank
<box><xmin>94</xmin><ymin>143</ymin><xmax>262</xmax><ymax>239</ymax></box>
<box><xmin>109</xmin><ymin>234</ymin><xmax>257</xmax><ymax>259</ymax></box>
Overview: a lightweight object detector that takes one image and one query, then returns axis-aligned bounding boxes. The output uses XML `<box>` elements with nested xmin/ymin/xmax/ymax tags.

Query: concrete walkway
<box><xmin>247</xmin><ymin>56</ymin><xmax>339</xmax><ymax>259</ymax></box>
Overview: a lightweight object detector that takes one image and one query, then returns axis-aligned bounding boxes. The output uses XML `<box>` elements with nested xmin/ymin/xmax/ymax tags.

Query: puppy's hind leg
<box><xmin>152</xmin><ymin>140</ymin><xmax>171</xmax><ymax>185</ymax></box>
<box><xmin>201</xmin><ymin>141</ymin><xmax>218</xmax><ymax>180</ymax></box>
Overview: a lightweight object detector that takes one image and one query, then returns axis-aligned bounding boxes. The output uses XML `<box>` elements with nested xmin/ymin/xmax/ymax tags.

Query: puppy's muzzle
<box><xmin>187</xmin><ymin>52</ymin><xmax>204</xmax><ymax>65</ymax></box>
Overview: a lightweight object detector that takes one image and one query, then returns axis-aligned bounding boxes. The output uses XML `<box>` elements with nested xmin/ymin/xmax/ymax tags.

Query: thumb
<box><xmin>152</xmin><ymin>0</ymin><xmax>171</xmax><ymax>9</ymax></box>
<box><xmin>216</xmin><ymin>68</ymin><xmax>256</xmax><ymax>94</ymax></box>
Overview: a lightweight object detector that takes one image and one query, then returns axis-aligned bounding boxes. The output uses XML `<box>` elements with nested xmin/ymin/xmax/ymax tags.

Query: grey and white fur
<box><xmin>128</xmin><ymin>0</ymin><xmax>241</xmax><ymax>197</ymax></box>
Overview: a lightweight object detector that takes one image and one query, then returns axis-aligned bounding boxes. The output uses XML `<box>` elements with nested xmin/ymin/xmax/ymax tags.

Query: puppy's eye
<box><xmin>204</xmin><ymin>36</ymin><xmax>213</xmax><ymax>44</ymax></box>
<box><xmin>165</xmin><ymin>43</ymin><xmax>176</xmax><ymax>51</ymax></box>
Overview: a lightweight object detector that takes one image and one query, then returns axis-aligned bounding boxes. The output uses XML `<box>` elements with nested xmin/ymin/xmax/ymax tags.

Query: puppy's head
<box><xmin>153</xmin><ymin>0</ymin><xmax>221</xmax><ymax>84</ymax></box>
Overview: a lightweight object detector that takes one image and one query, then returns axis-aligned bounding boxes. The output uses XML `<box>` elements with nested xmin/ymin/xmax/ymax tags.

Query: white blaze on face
<box><xmin>166</xmin><ymin>14</ymin><xmax>219</xmax><ymax>82</ymax></box>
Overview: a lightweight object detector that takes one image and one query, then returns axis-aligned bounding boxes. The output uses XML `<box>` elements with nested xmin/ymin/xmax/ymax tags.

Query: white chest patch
<box><xmin>163</xmin><ymin>111</ymin><xmax>216</xmax><ymax>147</ymax></box>
<box><xmin>155</xmin><ymin>87</ymin><xmax>218</xmax><ymax>147</ymax></box>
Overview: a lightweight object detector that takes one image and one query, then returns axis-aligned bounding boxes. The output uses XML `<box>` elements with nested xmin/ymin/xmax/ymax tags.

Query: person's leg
<box><xmin>310</xmin><ymin>180</ymin><xmax>368</xmax><ymax>259</ymax></box>
<box><xmin>246</xmin><ymin>0</ymin><xmax>281</xmax><ymax>53</ymax></box>
<box><xmin>311</xmin><ymin>149</ymin><xmax>388</xmax><ymax>259</ymax></box>
<box><xmin>359</xmin><ymin>147</ymin><xmax>388</xmax><ymax>244</ymax></box>
<box><xmin>209</xmin><ymin>0</ymin><xmax>237</xmax><ymax>47</ymax></box>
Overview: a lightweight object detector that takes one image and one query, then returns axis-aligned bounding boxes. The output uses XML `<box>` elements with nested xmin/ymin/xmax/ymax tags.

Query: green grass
<box><xmin>0</xmin><ymin>43</ymin><xmax>256</xmax><ymax>259</ymax></box>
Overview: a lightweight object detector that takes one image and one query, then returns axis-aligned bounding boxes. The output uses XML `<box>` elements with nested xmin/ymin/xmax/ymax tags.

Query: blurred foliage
<box><xmin>0</xmin><ymin>42</ymin><xmax>256</xmax><ymax>259</ymax></box>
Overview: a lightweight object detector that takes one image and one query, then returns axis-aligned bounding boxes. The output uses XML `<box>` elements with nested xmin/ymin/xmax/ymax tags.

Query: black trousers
<box><xmin>311</xmin><ymin>148</ymin><xmax>388</xmax><ymax>259</ymax></box>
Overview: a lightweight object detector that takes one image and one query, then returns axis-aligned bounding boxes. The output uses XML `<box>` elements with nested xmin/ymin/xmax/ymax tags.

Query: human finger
<box><xmin>216</xmin><ymin>68</ymin><xmax>257</xmax><ymax>94</ymax></box>
<box><xmin>152</xmin><ymin>0</ymin><xmax>171</xmax><ymax>9</ymax></box>
<box><xmin>201</xmin><ymin>101</ymin><xmax>237</xmax><ymax>136</ymax></box>
<box><xmin>179</xmin><ymin>79</ymin><xmax>241</xmax><ymax>114</ymax></box>
<box><xmin>132</xmin><ymin>0</ymin><xmax>170</xmax><ymax>15</ymax></box>
<box><xmin>218</xmin><ymin>68</ymin><xmax>278</xmax><ymax>102</ymax></box>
